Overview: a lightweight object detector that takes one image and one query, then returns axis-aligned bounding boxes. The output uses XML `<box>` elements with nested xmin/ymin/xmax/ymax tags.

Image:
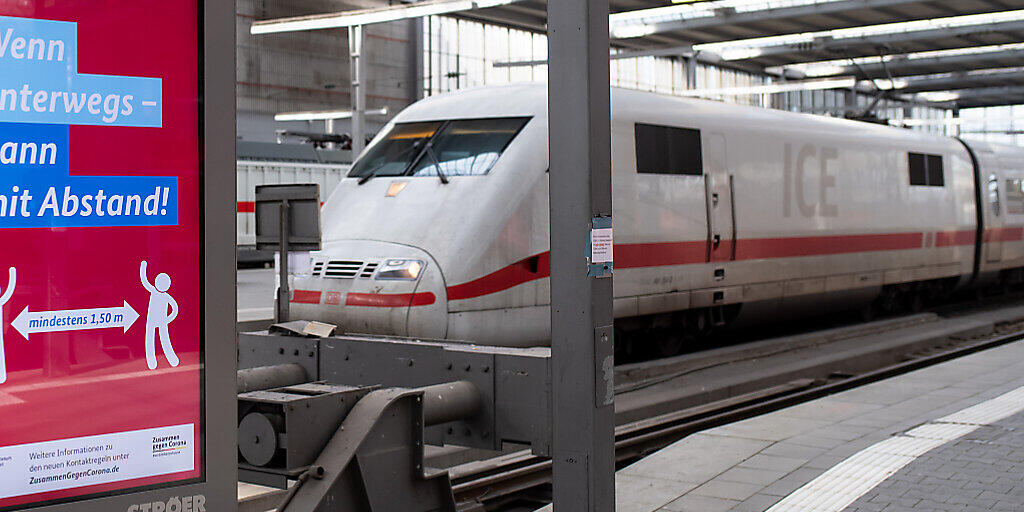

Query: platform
<box><xmin>580</xmin><ymin>339</ymin><xmax>1024</xmax><ymax>512</ymax></box>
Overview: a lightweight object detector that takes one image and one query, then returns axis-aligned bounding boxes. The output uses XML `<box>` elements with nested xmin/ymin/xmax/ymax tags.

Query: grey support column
<box><xmin>408</xmin><ymin>18</ymin><xmax>424</xmax><ymax>105</ymax></box>
<box><xmin>685</xmin><ymin>55</ymin><xmax>697</xmax><ymax>90</ymax></box>
<box><xmin>844</xmin><ymin>89</ymin><xmax>858</xmax><ymax>117</ymax></box>
<box><xmin>325</xmin><ymin>118</ymin><xmax>336</xmax><ymax>149</ymax></box>
<box><xmin>547</xmin><ymin>0</ymin><xmax>615</xmax><ymax>511</ymax></box>
<box><xmin>349</xmin><ymin>25</ymin><xmax>366</xmax><ymax>157</ymax></box>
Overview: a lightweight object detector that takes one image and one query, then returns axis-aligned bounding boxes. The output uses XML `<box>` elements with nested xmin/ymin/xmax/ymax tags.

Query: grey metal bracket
<box><xmin>238</xmin><ymin>332</ymin><xmax>553</xmax><ymax>455</ymax></box>
<box><xmin>239</xmin><ymin>334</ymin><xmax>319</xmax><ymax>380</ymax></box>
<box><xmin>238</xmin><ymin>382</ymin><xmax>375</xmax><ymax>478</ymax></box>
<box><xmin>279</xmin><ymin>388</ymin><xmax>456</xmax><ymax>512</ymax></box>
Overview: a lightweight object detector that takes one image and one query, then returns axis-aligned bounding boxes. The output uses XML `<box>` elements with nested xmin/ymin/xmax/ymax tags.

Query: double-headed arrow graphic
<box><xmin>11</xmin><ymin>301</ymin><xmax>140</xmax><ymax>339</ymax></box>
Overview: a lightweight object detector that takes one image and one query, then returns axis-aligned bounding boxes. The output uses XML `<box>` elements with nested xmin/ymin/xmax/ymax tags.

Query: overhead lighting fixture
<box><xmin>493</xmin><ymin>46</ymin><xmax>699</xmax><ymax>68</ymax></box>
<box><xmin>916</xmin><ymin>91</ymin><xmax>962</xmax><ymax>103</ymax></box>
<box><xmin>872</xmin><ymin>79</ymin><xmax>910</xmax><ymax>91</ymax></box>
<box><xmin>893</xmin><ymin>116</ymin><xmax>1024</xmax><ymax>127</ymax></box>
<box><xmin>715</xmin><ymin>47</ymin><xmax>765</xmax><ymax>61</ymax></box>
<box><xmin>610</xmin><ymin>24</ymin><xmax>658</xmax><ymax>39</ymax></box>
<box><xmin>275</xmin><ymin>107</ymin><xmax>389</xmax><ymax>122</ymax></box>
<box><xmin>778</xmin><ymin>43</ymin><xmax>1024</xmax><ymax>78</ymax></box>
<box><xmin>251</xmin><ymin>0</ymin><xmax>517</xmax><ymax>34</ymax></box>
<box><xmin>610</xmin><ymin>0</ymin><xmax>841</xmax><ymax>37</ymax></box>
<box><xmin>678</xmin><ymin>77</ymin><xmax>856</xmax><ymax>97</ymax></box>
<box><xmin>696</xmin><ymin>9</ymin><xmax>1024</xmax><ymax>61</ymax></box>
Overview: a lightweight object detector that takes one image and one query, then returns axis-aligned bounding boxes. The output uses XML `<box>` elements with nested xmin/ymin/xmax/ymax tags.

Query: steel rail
<box><xmin>451</xmin><ymin>328</ymin><xmax>1024</xmax><ymax>511</ymax></box>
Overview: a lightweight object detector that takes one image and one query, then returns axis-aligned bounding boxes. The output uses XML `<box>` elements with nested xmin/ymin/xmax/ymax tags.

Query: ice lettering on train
<box><xmin>783</xmin><ymin>143</ymin><xmax>839</xmax><ymax>218</ymax></box>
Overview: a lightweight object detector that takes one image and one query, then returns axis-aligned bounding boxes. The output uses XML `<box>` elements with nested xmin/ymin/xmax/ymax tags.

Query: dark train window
<box><xmin>909</xmin><ymin>152</ymin><xmax>944</xmax><ymax>187</ymax></box>
<box><xmin>635</xmin><ymin>123</ymin><xmax>703</xmax><ymax>176</ymax></box>
<box><xmin>927</xmin><ymin>155</ymin><xmax>944</xmax><ymax>186</ymax></box>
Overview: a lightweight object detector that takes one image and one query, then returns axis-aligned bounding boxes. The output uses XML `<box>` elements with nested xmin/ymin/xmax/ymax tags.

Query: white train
<box><xmin>289</xmin><ymin>84</ymin><xmax>1024</xmax><ymax>353</ymax></box>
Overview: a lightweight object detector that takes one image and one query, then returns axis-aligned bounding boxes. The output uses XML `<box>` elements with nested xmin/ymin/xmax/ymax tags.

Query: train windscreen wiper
<box><xmin>422</xmin><ymin>142</ymin><xmax>450</xmax><ymax>185</ymax></box>
<box><xmin>357</xmin><ymin>142</ymin><xmax>423</xmax><ymax>185</ymax></box>
<box><xmin>356</xmin><ymin>164</ymin><xmax>382</xmax><ymax>185</ymax></box>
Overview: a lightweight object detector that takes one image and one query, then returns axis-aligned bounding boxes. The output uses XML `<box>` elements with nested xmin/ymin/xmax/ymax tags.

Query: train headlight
<box><xmin>375</xmin><ymin>259</ymin><xmax>425</xmax><ymax>281</ymax></box>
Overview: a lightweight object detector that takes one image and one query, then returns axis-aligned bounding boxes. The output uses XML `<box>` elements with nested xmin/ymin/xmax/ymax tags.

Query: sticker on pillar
<box><xmin>587</xmin><ymin>216</ymin><xmax>613</xmax><ymax>278</ymax></box>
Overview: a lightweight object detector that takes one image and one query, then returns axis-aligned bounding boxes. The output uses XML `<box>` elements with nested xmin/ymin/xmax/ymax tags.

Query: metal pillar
<box><xmin>902</xmin><ymin>104</ymin><xmax>914</xmax><ymax>127</ymax></box>
<box><xmin>277</xmin><ymin>199</ymin><xmax>291</xmax><ymax>323</ymax></box>
<box><xmin>684</xmin><ymin>56</ymin><xmax>697</xmax><ymax>90</ymax></box>
<box><xmin>844</xmin><ymin>89</ymin><xmax>858</xmax><ymax>116</ymax></box>
<box><xmin>547</xmin><ymin>0</ymin><xmax>615</xmax><ymax>510</ymax></box>
<box><xmin>408</xmin><ymin>18</ymin><xmax>425</xmax><ymax>104</ymax></box>
<box><xmin>349</xmin><ymin>25</ymin><xmax>366</xmax><ymax>156</ymax></box>
<box><xmin>324</xmin><ymin>118</ymin><xmax>336</xmax><ymax>149</ymax></box>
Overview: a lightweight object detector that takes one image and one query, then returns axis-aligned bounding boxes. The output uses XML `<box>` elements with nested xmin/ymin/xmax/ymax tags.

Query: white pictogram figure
<box><xmin>140</xmin><ymin>261</ymin><xmax>179</xmax><ymax>369</ymax></box>
<box><xmin>0</xmin><ymin>267</ymin><xmax>14</xmax><ymax>384</ymax></box>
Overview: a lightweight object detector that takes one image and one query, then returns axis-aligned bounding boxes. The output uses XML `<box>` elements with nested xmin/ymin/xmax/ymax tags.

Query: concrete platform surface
<box><xmin>563</xmin><ymin>340</ymin><xmax>1024</xmax><ymax>512</ymax></box>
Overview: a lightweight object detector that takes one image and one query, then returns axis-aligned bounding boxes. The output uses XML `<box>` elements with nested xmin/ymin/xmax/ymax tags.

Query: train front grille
<box><xmin>314</xmin><ymin>260</ymin><xmax>380</xmax><ymax>279</ymax></box>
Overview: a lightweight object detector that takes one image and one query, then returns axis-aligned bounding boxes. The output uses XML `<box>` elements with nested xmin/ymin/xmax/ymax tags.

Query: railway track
<box><xmin>447</xmin><ymin>305</ymin><xmax>1024</xmax><ymax>512</ymax></box>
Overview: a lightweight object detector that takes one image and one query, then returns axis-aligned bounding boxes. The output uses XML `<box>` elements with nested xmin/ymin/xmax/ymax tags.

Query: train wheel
<box><xmin>878</xmin><ymin>287</ymin><xmax>901</xmax><ymax>315</ymax></box>
<box><xmin>686</xmin><ymin>310</ymin><xmax>713</xmax><ymax>338</ymax></box>
<box><xmin>653</xmin><ymin>332</ymin><xmax>685</xmax><ymax>358</ymax></box>
<box><xmin>1000</xmin><ymin>270</ymin><xmax>1021</xmax><ymax>294</ymax></box>
<box><xmin>859</xmin><ymin>301</ymin><xmax>879</xmax><ymax>322</ymax></box>
<box><xmin>613</xmin><ymin>326</ymin><xmax>633</xmax><ymax>361</ymax></box>
<box><xmin>906</xmin><ymin>291</ymin><xmax>925</xmax><ymax>313</ymax></box>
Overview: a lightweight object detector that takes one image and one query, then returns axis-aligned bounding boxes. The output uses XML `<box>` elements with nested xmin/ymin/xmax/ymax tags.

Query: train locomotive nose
<box><xmin>289</xmin><ymin>241</ymin><xmax>447</xmax><ymax>338</ymax></box>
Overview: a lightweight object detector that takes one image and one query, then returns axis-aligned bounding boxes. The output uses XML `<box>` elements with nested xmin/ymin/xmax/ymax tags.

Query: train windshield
<box><xmin>348</xmin><ymin>121</ymin><xmax>443</xmax><ymax>179</ymax></box>
<box><xmin>348</xmin><ymin>117</ymin><xmax>530</xmax><ymax>180</ymax></box>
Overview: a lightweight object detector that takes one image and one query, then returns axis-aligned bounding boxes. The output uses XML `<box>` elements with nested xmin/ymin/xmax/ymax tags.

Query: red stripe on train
<box><xmin>936</xmin><ymin>228</ymin><xmax>1024</xmax><ymax>247</ymax></box>
<box><xmin>444</xmin><ymin>230</ymin><xmax>981</xmax><ymax>301</ymax></box>
<box><xmin>291</xmin><ymin>290</ymin><xmax>322</xmax><ymax>304</ymax></box>
<box><xmin>735</xmin><ymin>232</ymin><xmax>923</xmax><ymax>260</ymax></box>
<box><xmin>936</xmin><ymin>230</ymin><xmax>976</xmax><ymax>247</ymax></box>
<box><xmin>446</xmin><ymin>253</ymin><xmax>551</xmax><ymax>301</ymax></box>
<box><xmin>985</xmin><ymin>226</ymin><xmax>1024</xmax><ymax>243</ymax></box>
<box><xmin>616</xmin><ymin>241</ymin><xmax>706</xmax><ymax>268</ymax></box>
<box><xmin>346</xmin><ymin>292</ymin><xmax>437</xmax><ymax>307</ymax></box>
<box><xmin>295</xmin><ymin>229</ymin><xmax>1018</xmax><ymax>305</ymax></box>
<box><xmin>290</xmin><ymin>290</ymin><xmax>436</xmax><ymax>307</ymax></box>
<box><xmin>238</xmin><ymin>201</ymin><xmax>324</xmax><ymax>213</ymax></box>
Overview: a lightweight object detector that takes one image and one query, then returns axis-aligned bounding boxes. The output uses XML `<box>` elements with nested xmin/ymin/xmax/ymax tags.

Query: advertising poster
<box><xmin>0</xmin><ymin>2</ymin><xmax>203</xmax><ymax>509</ymax></box>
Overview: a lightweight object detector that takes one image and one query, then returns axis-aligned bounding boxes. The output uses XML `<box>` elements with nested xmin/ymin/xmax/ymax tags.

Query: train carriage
<box><xmin>289</xmin><ymin>84</ymin><xmax>1024</xmax><ymax>352</ymax></box>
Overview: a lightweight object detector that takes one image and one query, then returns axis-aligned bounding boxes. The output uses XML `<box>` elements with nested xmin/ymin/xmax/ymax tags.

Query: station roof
<box><xmin>252</xmin><ymin>0</ymin><xmax>1024</xmax><ymax>109</ymax></box>
<box><xmin>779</xmin><ymin>45</ymin><xmax>1024</xmax><ymax>79</ymax></box>
<box><xmin>466</xmin><ymin>0</ymin><xmax>1024</xmax><ymax>48</ymax></box>
<box><xmin>932</xmin><ymin>85</ymin><xmax>1024</xmax><ymax>109</ymax></box>
<box><xmin>464</xmin><ymin>0</ymin><xmax>1024</xmax><ymax>109</ymax></box>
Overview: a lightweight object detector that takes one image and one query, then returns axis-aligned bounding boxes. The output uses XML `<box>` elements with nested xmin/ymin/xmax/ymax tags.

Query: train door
<box><xmin>705</xmin><ymin>133</ymin><xmax>735</xmax><ymax>262</ymax></box>
<box><xmin>986</xmin><ymin>173</ymin><xmax>1004</xmax><ymax>263</ymax></box>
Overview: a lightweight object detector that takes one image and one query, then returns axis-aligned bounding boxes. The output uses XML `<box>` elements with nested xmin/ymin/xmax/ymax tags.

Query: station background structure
<box><xmin>227</xmin><ymin>2</ymin><xmax>1024</xmax><ymax>510</ymax></box>
<box><xmin>238</xmin><ymin>0</ymin><xmax>1024</xmax><ymax>146</ymax></box>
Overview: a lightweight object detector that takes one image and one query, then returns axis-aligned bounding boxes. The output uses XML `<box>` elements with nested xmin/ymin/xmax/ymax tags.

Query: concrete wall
<box><xmin>237</xmin><ymin>0</ymin><xmax>422</xmax><ymax>143</ymax></box>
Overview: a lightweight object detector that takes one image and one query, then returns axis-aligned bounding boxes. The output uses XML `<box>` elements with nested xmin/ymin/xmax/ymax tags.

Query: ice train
<box><xmin>289</xmin><ymin>84</ymin><xmax>1024</xmax><ymax>352</ymax></box>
